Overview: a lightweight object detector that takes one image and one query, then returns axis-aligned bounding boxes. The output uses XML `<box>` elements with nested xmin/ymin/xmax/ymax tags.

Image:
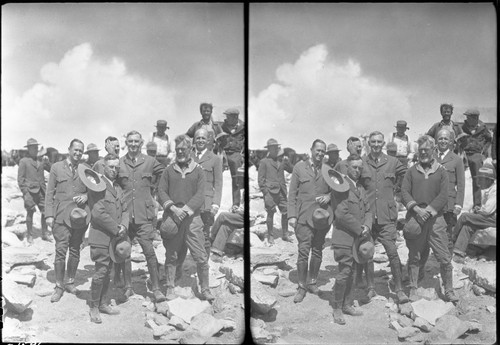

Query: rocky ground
<box><xmin>248</xmin><ymin>166</ymin><xmax>497</xmax><ymax>344</ymax></box>
<box><xmin>2</xmin><ymin>166</ymin><xmax>244</xmax><ymax>343</ymax></box>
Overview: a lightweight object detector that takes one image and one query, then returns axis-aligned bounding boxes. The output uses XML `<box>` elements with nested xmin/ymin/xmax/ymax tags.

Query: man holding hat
<box><xmin>18</xmin><ymin>138</ymin><xmax>52</xmax><ymax>245</ymax></box>
<box><xmin>85</xmin><ymin>153</ymin><xmax>129</xmax><ymax>323</ymax></box>
<box><xmin>186</xmin><ymin>102</ymin><xmax>223</xmax><ymax>152</ymax></box>
<box><xmin>452</xmin><ymin>163</ymin><xmax>496</xmax><ymax>263</ymax></box>
<box><xmin>325</xmin><ymin>143</ymin><xmax>341</xmax><ymax>168</ymax></box>
<box><xmin>387</xmin><ymin>120</ymin><xmax>415</xmax><ymax>167</ymax></box>
<box><xmin>220</xmin><ymin>107</ymin><xmax>245</xmax><ymax>210</ymax></box>
<box><xmin>93</xmin><ymin>136</ymin><xmax>121</xmax><ymax>174</ymax></box>
<box><xmin>460</xmin><ymin>108</ymin><xmax>493</xmax><ymax>208</ymax></box>
<box><xmin>149</xmin><ymin>120</ymin><xmax>174</xmax><ymax>167</ymax></box>
<box><xmin>288</xmin><ymin>139</ymin><xmax>333</xmax><ymax>303</ymax></box>
<box><xmin>258</xmin><ymin>138</ymin><xmax>293</xmax><ymax>245</ymax></box>
<box><xmin>331</xmin><ymin>153</ymin><xmax>372</xmax><ymax>324</ymax></box>
<box><xmin>45</xmin><ymin>138</ymin><xmax>89</xmax><ymax>303</ymax></box>
<box><xmin>84</xmin><ymin>143</ymin><xmax>102</xmax><ymax>168</ymax></box>
<box><xmin>401</xmin><ymin>135</ymin><xmax>458</xmax><ymax>303</ymax></box>
<box><xmin>426</xmin><ymin>103</ymin><xmax>464</xmax><ymax>145</ymax></box>
<box><xmin>157</xmin><ymin>134</ymin><xmax>212</xmax><ymax>301</ymax></box>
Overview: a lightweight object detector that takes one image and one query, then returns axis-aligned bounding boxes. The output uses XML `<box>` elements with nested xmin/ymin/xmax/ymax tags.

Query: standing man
<box><xmin>330</xmin><ymin>154</ymin><xmax>372</xmax><ymax>325</ymax></box>
<box><xmin>117</xmin><ymin>130</ymin><xmax>166</xmax><ymax>302</ymax></box>
<box><xmin>435</xmin><ymin>129</ymin><xmax>465</xmax><ymax>255</ymax></box>
<box><xmin>45</xmin><ymin>139</ymin><xmax>89</xmax><ymax>303</ymax></box>
<box><xmin>461</xmin><ymin>109</ymin><xmax>493</xmax><ymax>208</ymax></box>
<box><xmin>186</xmin><ymin>102</ymin><xmax>222</xmax><ymax>152</ymax></box>
<box><xmin>288</xmin><ymin>139</ymin><xmax>332</xmax><ymax>303</ymax></box>
<box><xmin>258</xmin><ymin>138</ymin><xmax>292</xmax><ymax>245</ymax></box>
<box><xmin>150</xmin><ymin>120</ymin><xmax>175</xmax><ymax>167</ymax></box>
<box><xmin>18</xmin><ymin>138</ymin><xmax>52</xmax><ymax>244</ymax></box>
<box><xmin>335</xmin><ymin>137</ymin><xmax>363</xmax><ymax>175</ymax></box>
<box><xmin>401</xmin><ymin>135</ymin><xmax>458</xmax><ymax>302</ymax></box>
<box><xmin>85</xmin><ymin>143</ymin><xmax>102</xmax><ymax>168</ymax></box>
<box><xmin>387</xmin><ymin>120</ymin><xmax>415</xmax><ymax>167</ymax></box>
<box><xmin>220</xmin><ymin>108</ymin><xmax>245</xmax><ymax>210</ymax></box>
<box><xmin>157</xmin><ymin>135</ymin><xmax>213</xmax><ymax>301</ymax></box>
<box><xmin>426</xmin><ymin>103</ymin><xmax>463</xmax><ymax>144</ymax></box>
<box><xmin>324</xmin><ymin>143</ymin><xmax>342</xmax><ymax>168</ymax></box>
<box><xmin>93</xmin><ymin>136</ymin><xmax>121</xmax><ymax>174</ymax></box>
<box><xmin>360</xmin><ymin>131</ymin><xmax>408</xmax><ymax>303</ymax></box>
<box><xmin>84</xmin><ymin>154</ymin><xmax>129</xmax><ymax>323</ymax></box>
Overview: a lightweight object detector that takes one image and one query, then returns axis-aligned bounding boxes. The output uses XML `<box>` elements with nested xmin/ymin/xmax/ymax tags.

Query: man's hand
<box><xmin>360</xmin><ymin>225</ymin><xmax>370</xmax><ymax>239</ymax></box>
<box><xmin>117</xmin><ymin>225</ymin><xmax>127</xmax><ymax>238</ymax></box>
<box><xmin>453</xmin><ymin>205</ymin><xmax>462</xmax><ymax>216</ymax></box>
<box><xmin>46</xmin><ymin>217</ymin><xmax>54</xmax><ymax>229</ymax></box>
<box><xmin>316</xmin><ymin>194</ymin><xmax>331</xmax><ymax>206</ymax></box>
<box><xmin>289</xmin><ymin>217</ymin><xmax>297</xmax><ymax>230</ymax></box>
<box><xmin>414</xmin><ymin>206</ymin><xmax>430</xmax><ymax>223</ymax></box>
<box><xmin>170</xmin><ymin>206</ymin><xmax>186</xmax><ymax>223</ymax></box>
<box><xmin>211</xmin><ymin>204</ymin><xmax>219</xmax><ymax>216</ymax></box>
<box><xmin>73</xmin><ymin>194</ymin><xmax>88</xmax><ymax>206</ymax></box>
<box><xmin>471</xmin><ymin>205</ymin><xmax>481</xmax><ymax>213</ymax></box>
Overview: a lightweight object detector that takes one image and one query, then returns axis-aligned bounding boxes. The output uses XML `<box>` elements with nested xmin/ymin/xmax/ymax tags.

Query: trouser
<box><xmin>24</xmin><ymin>191</ymin><xmax>48</xmax><ymax>233</ymax></box>
<box><xmin>333</xmin><ymin>246</ymin><xmax>355</xmax><ymax>307</ymax></box>
<box><xmin>453</xmin><ymin>212</ymin><xmax>496</xmax><ymax>255</ymax></box>
<box><xmin>465</xmin><ymin>152</ymin><xmax>483</xmax><ymax>207</ymax></box>
<box><xmin>372</xmin><ymin>221</ymin><xmax>404</xmax><ymax>292</ymax></box>
<box><xmin>226</xmin><ymin>151</ymin><xmax>243</xmax><ymax>207</ymax></box>
<box><xmin>443</xmin><ymin>211</ymin><xmax>458</xmax><ymax>256</ymax></box>
<box><xmin>295</xmin><ymin>222</ymin><xmax>329</xmax><ymax>288</ymax></box>
<box><xmin>90</xmin><ymin>246</ymin><xmax>113</xmax><ymax>306</ymax></box>
<box><xmin>210</xmin><ymin>212</ymin><xmax>244</xmax><ymax>254</ymax></box>
<box><xmin>129</xmin><ymin>221</ymin><xmax>161</xmax><ymax>291</ymax></box>
<box><xmin>52</xmin><ymin>222</ymin><xmax>86</xmax><ymax>287</ymax></box>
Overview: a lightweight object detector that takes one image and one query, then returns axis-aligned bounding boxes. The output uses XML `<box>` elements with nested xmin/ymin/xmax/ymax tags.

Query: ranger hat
<box><xmin>156</xmin><ymin>119</ymin><xmax>170</xmax><ymax>129</ymax></box>
<box><xmin>352</xmin><ymin>235</ymin><xmax>375</xmax><ymax>264</ymax></box>
<box><xmin>326</xmin><ymin>143</ymin><xmax>340</xmax><ymax>153</ymax></box>
<box><xmin>305</xmin><ymin>202</ymin><xmax>334</xmax><ymax>230</ymax></box>
<box><xmin>109</xmin><ymin>237</ymin><xmax>132</xmax><ymax>264</ymax></box>
<box><xmin>160</xmin><ymin>203</ymin><xmax>185</xmax><ymax>240</ymax></box>
<box><xmin>455</xmin><ymin>133</ymin><xmax>469</xmax><ymax>142</ymax></box>
<box><xmin>63</xmin><ymin>202</ymin><xmax>91</xmax><ymax>230</ymax></box>
<box><xmin>78</xmin><ymin>164</ymin><xmax>106</xmax><ymax>192</ymax></box>
<box><xmin>223</xmin><ymin>108</ymin><xmax>240</xmax><ymax>116</ymax></box>
<box><xmin>265</xmin><ymin>138</ymin><xmax>281</xmax><ymax>148</ymax></box>
<box><xmin>84</xmin><ymin>143</ymin><xmax>100</xmax><ymax>154</ymax></box>
<box><xmin>395</xmin><ymin>120</ymin><xmax>409</xmax><ymax>130</ymax></box>
<box><xmin>403</xmin><ymin>203</ymin><xmax>427</xmax><ymax>240</ymax></box>
<box><xmin>321</xmin><ymin>165</ymin><xmax>350</xmax><ymax>193</ymax></box>
<box><xmin>24</xmin><ymin>138</ymin><xmax>40</xmax><ymax>147</ymax></box>
<box><xmin>463</xmin><ymin>108</ymin><xmax>480</xmax><ymax>117</ymax></box>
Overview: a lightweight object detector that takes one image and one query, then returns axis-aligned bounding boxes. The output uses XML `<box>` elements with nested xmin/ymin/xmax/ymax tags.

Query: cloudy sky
<box><xmin>2</xmin><ymin>3</ymin><xmax>243</xmax><ymax>152</ymax></box>
<box><xmin>249</xmin><ymin>3</ymin><xmax>496</xmax><ymax>155</ymax></box>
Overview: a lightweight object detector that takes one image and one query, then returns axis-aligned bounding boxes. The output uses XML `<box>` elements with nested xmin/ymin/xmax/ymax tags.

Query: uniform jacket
<box><xmin>258</xmin><ymin>156</ymin><xmax>287</xmax><ymax>195</ymax></box>
<box><xmin>186</xmin><ymin>119</ymin><xmax>222</xmax><ymax>150</ymax></box>
<box><xmin>435</xmin><ymin>150</ymin><xmax>465</xmax><ymax>211</ymax></box>
<box><xmin>334</xmin><ymin>159</ymin><xmax>349</xmax><ymax>175</ymax></box>
<box><xmin>287</xmin><ymin>160</ymin><xmax>331</xmax><ymax>225</ymax></box>
<box><xmin>18</xmin><ymin>156</ymin><xmax>47</xmax><ymax>195</ymax></box>
<box><xmin>461</xmin><ymin>120</ymin><xmax>492</xmax><ymax>154</ymax></box>
<box><xmin>45</xmin><ymin>160</ymin><xmax>88</xmax><ymax>223</ymax></box>
<box><xmin>361</xmin><ymin>153</ymin><xmax>406</xmax><ymax>224</ymax></box>
<box><xmin>157</xmin><ymin>159</ymin><xmax>205</xmax><ymax>216</ymax></box>
<box><xmin>88</xmin><ymin>177</ymin><xmax>129</xmax><ymax>248</ymax></box>
<box><xmin>333</xmin><ymin>179</ymin><xmax>372</xmax><ymax>248</ymax></box>
<box><xmin>193</xmin><ymin>149</ymin><xmax>223</xmax><ymax>210</ymax></box>
<box><xmin>426</xmin><ymin>120</ymin><xmax>463</xmax><ymax>141</ymax></box>
<box><xmin>117</xmin><ymin>153</ymin><xmax>164</xmax><ymax>224</ymax></box>
<box><xmin>221</xmin><ymin>119</ymin><xmax>245</xmax><ymax>153</ymax></box>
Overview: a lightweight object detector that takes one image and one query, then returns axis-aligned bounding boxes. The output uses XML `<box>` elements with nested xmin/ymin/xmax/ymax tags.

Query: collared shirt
<box><xmin>195</xmin><ymin>148</ymin><xmax>208</xmax><ymax>160</ymax></box>
<box><xmin>437</xmin><ymin>149</ymin><xmax>450</xmax><ymax>161</ymax></box>
<box><xmin>150</xmin><ymin>132</ymin><xmax>172</xmax><ymax>156</ymax></box>
<box><xmin>415</xmin><ymin>159</ymin><xmax>440</xmax><ymax>179</ymax></box>
<box><xmin>309</xmin><ymin>158</ymin><xmax>321</xmax><ymax>176</ymax></box>
<box><xmin>479</xmin><ymin>181</ymin><xmax>496</xmax><ymax>215</ymax></box>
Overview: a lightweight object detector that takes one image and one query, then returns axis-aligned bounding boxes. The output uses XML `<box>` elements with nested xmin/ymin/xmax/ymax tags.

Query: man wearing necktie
<box><xmin>45</xmin><ymin>138</ymin><xmax>89</xmax><ymax>303</ymax></box>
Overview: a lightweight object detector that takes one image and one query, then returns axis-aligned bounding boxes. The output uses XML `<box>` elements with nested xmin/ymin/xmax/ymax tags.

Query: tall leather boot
<box><xmin>146</xmin><ymin>257</ymin><xmax>166</xmax><ymax>302</ymax></box>
<box><xmin>204</xmin><ymin>224</ymin><xmax>212</xmax><ymax>258</ymax></box>
<box><xmin>408</xmin><ymin>264</ymin><xmax>420</xmax><ymax>302</ymax></box>
<box><xmin>113</xmin><ymin>262</ymin><xmax>124</xmax><ymax>288</ymax></box>
<box><xmin>266</xmin><ymin>213</ymin><xmax>275</xmax><ymax>245</ymax></box>
<box><xmin>293</xmin><ymin>262</ymin><xmax>308</xmax><ymax>303</ymax></box>
<box><xmin>441</xmin><ymin>264</ymin><xmax>458</xmax><ymax>302</ymax></box>
<box><xmin>281</xmin><ymin>214</ymin><xmax>292</xmax><ymax>242</ymax></box>
<box><xmin>123</xmin><ymin>259</ymin><xmax>134</xmax><ymax>299</ymax></box>
<box><xmin>343</xmin><ymin>275</ymin><xmax>363</xmax><ymax>316</ymax></box>
<box><xmin>332</xmin><ymin>280</ymin><xmax>346</xmax><ymax>325</ymax></box>
<box><xmin>99</xmin><ymin>273</ymin><xmax>119</xmax><ymax>315</ymax></box>
<box><xmin>51</xmin><ymin>261</ymin><xmax>65</xmax><ymax>303</ymax></box>
<box><xmin>354</xmin><ymin>262</ymin><xmax>365</xmax><ymax>288</ymax></box>
<box><xmin>365</xmin><ymin>261</ymin><xmax>377</xmax><ymax>300</ymax></box>
<box><xmin>419</xmin><ymin>246</ymin><xmax>430</xmax><ymax>283</ymax></box>
<box><xmin>89</xmin><ymin>280</ymin><xmax>103</xmax><ymax>324</ymax></box>
<box><xmin>25</xmin><ymin>212</ymin><xmax>34</xmax><ymax>245</ymax></box>
<box><xmin>40</xmin><ymin>215</ymin><xmax>53</xmax><ymax>242</ymax></box>
<box><xmin>307</xmin><ymin>257</ymin><xmax>321</xmax><ymax>294</ymax></box>
<box><xmin>390</xmin><ymin>258</ymin><xmax>409</xmax><ymax>303</ymax></box>
<box><xmin>164</xmin><ymin>264</ymin><xmax>177</xmax><ymax>300</ymax></box>
<box><xmin>65</xmin><ymin>257</ymin><xmax>79</xmax><ymax>294</ymax></box>
<box><xmin>197</xmin><ymin>263</ymin><xmax>215</xmax><ymax>302</ymax></box>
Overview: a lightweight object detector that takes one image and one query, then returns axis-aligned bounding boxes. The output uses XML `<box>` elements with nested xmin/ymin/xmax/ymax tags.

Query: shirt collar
<box><xmin>438</xmin><ymin>149</ymin><xmax>450</xmax><ymax>157</ymax></box>
<box><xmin>196</xmin><ymin>148</ymin><xmax>208</xmax><ymax>157</ymax></box>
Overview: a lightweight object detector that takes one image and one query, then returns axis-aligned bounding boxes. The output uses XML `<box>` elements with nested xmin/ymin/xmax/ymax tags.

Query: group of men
<box><xmin>257</xmin><ymin>105</ymin><xmax>495</xmax><ymax>325</ymax></box>
<box><xmin>17</xmin><ymin>103</ymin><xmax>245</xmax><ymax>323</ymax></box>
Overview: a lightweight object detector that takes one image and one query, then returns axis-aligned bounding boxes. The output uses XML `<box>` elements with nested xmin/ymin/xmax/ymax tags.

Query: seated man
<box><xmin>210</xmin><ymin>205</ymin><xmax>244</xmax><ymax>263</ymax></box>
<box><xmin>453</xmin><ymin>164</ymin><xmax>496</xmax><ymax>263</ymax></box>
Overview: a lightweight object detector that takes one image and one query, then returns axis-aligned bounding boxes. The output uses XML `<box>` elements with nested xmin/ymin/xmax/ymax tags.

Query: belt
<box><xmin>156</xmin><ymin>154</ymin><xmax>168</xmax><ymax>157</ymax></box>
<box><xmin>396</xmin><ymin>155</ymin><xmax>408</xmax><ymax>158</ymax></box>
<box><xmin>465</xmin><ymin>151</ymin><xmax>479</xmax><ymax>155</ymax></box>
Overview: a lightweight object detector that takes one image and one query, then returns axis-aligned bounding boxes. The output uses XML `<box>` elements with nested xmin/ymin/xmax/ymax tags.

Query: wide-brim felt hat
<box><xmin>326</xmin><ymin>143</ymin><xmax>340</xmax><ymax>152</ymax></box>
<box><xmin>24</xmin><ymin>138</ymin><xmax>40</xmax><ymax>147</ymax></box>
<box><xmin>37</xmin><ymin>146</ymin><xmax>47</xmax><ymax>157</ymax></box>
<box><xmin>305</xmin><ymin>202</ymin><xmax>334</xmax><ymax>230</ymax></box>
<box><xmin>475</xmin><ymin>164</ymin><xmax>496</xmax><ymax>180</ymax></box>
<box><xmin>321</xmin><ymin>165</ymin><xmax>350</xmax><ymax>193</ymax></box>
<box><xmin>109</xmin><ymin>236</ymin><xmax>132</xmax><ymax>264</ymax></box>
<box><xmin>160</xmin><ymin>203</ymin><xmax>185</xmax><ymax>239</ymax></box>
<box><xmin>63</xmin><ymin>201</ymin><xmax>91</xmax><ymax>230</ymax></box>
<box><xmin>265</xmin><ymin>138</ymin><xmax>281</xmax><ymax>147</ymax></box>
<box><xmin>78</xmin><ymin>164</ymin><xmax>106</xmax><ymax>192</ymax></box>
<box><xmin>395</xmin><ymin>120</ymin><xmax>409</xmax><ymax>130</ymax></box>
<box><xmin>84</xmin><ymin>143</ymin><xmax>100</xmax><ymax>154</ymax></box>
<box><xmin>155</xmin><ymin>120</ymin><xmax>170</xmax><ymax>129</ymax></box>
<box><xmin>352</xmin><ymin>234</ymin><xmax>375</xmax><ymax>264</ymax></box>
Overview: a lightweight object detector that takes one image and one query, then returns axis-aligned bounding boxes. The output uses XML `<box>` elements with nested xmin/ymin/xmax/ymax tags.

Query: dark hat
<box><xmin>403</xmin><ymin>204</ymin><xmax>427</xmax><ymax>240</ymax></box>
<box><xmin>146</xmin><ymin>141</ymin><xmax>158</xmax><ymax>151</ymax></box>
<box><xmin>395</xmin><ymin>120</ymin><xmax>409</xmax><ymax>130</ymax></box>
<box><xmin>24</xmin><ymin>138</ymin><xmax>40</xmax><ymax>147</ymax></box>
<box><xmin>326</xmin><ymin>143</ymin><xmax>340</xmax><ymax>152</ymax></box>
<box><xmin>215</xmin><ymin>132</ymin><xmax>229</xmax><ymax>141</ymax></box>
<box><xmin>463</xmin><ymin>108</ymin><xmax>480</xmax><ymax>117</ymax></box>
<box><xmin>321</xmin><ymin>165</ymin><xmax>350</xmax><ymax>193</ymax></box>
<box><xmin>305</xmin><ymin>202</ymin><xmax>334</xmax><ymax>230</ymax></box>
<box><xmin>78</xmin><ymin>164</ymin><xmax>106</xmax><ymax>192</ymax></box>
<box><xmin>386</xmin><ymin>142</ymin><xmax>398</xmax><ymax>151</ymax></box>
<box><xmin>109</xmin><ymin>237</ymin><xmax>131</xmax><ymax>264</ymax></box>
<box><xmin>84</xmin><ymin>143</ymin><xmax>100</xmax><ymax>154</ymax></box>
<box><xmin>455</xmin><ymin>133</ymin><xmax>468</xmax><ymax>142</ymax></box>
<box><xmin>160</xmin><ymin>203</ymin><xmax>185</xmax><ymax>240</ymax></box>
<box><xmin>352</xmin><ymin>235</ymin><xmax>375</xmax><ymax>264</ymax></box>
<box><xmin>223</xmin><ymin>108</ymin><xmax>240</xmax><ymax>116</ymax></box>
<box><xmin>63</xmin><ymin>202</ymin><xmax>91</xmax><ymax>230</ymax></box>
<box><xmin>265</xmin><ymin>138</ymin><xmax>281</xmax><ymax>148</ymax></box>
<box><xmin>156</xmin><ymin>120</ymin><xmax>170</xmax><ymax>129</ymax></box>
<box><xmin>475</xmin><ymin>164</ymin><xmax>495</xmax><ymax>180</ymax></box>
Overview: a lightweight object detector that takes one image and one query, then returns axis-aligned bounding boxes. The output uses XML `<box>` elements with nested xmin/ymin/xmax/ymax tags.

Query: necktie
<box><xmin>197</xmin><ymin>152</ymin><xmax>202</xmax><ymax>160</ymax></box>
<box><xmin>439</xmin><ymin>152</ymin><xmax>444</xmax><ymax>161</ymax></box>
<box><xmin>71</xmin><ymin>164</ymin><xmax>77</xmax><ymax>177</ymax></box>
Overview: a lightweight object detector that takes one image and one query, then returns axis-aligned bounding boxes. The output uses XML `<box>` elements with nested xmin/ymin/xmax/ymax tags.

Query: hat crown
<box><xmin>265</xmin><ymin>138</ymin><xmax>280</xmax><ymax>147</ymax></box>
<box><xmin>464</xmin><ymin>108</ymin><xmax>480</xmax><ymax>116</ymax></box>
<box><xmin>326</xmin><ymin>143</ymin><xmax>340</xmax><ymax>152</ymax></box>
<box><xmin>396</xmin><ymin>120</ymin><xmax>407</xmax><ymax>127</ymax></box>
<box><xmin>86</xmin><ymin>143</ymin><xmax>99</xmax><ymax>151</ymax></box>
<box><xmin>26</xmin><ymin>138</ymin><xmax>39</xmax><ymax>146</ymax></box>
<box><xmin>156</xmin><ymin>120</ymin><xmax>168</xmax><ymax>126</ymax></box>
<box><xmin>223</xmin><ymin>108</ymin><xmax>239</xmax><ymax>116</ymax></box>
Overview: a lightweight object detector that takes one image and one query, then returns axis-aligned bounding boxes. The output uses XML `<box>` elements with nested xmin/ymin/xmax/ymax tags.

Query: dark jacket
<box><xmin>436</xmin><ymin>150</ymin><xmax>465</xmax><ymax>211</ymax></box>
<box><xmin>426</xmin><ymin>120</ymin><xmax>463</xmax><ymax>141</ymax></box>
<box><xmin>88</xmin><ymin>178</ymin><xmax>129</xmax><ymax>248</ymax></box>
<box><xmin>186</xmin><ymin>119</ymin><xmax>222</xmax><ymax>151</ymax></box>
<box><xmin>461</xmin><ymin>120</ymin><xmax>492</xmax><ymax>154</ymax></box>
<box><xmin>220</xmin><ymin>119</ymin><xmax>245</xmax><ymax>153</ymax></box>
<box><xmin>18</xmin><ymin>156</ymin><xmax>47</xmax><ymax>195</ymax></box>
<box><xmin>258</xmin><ymin>156</ymin><xmax>287</xmax><ymax>195</ymax></box>
<box><xmin>193</xmin><ymin>149</ymin><xmax>223</xmax><ymax>210</ymax></box>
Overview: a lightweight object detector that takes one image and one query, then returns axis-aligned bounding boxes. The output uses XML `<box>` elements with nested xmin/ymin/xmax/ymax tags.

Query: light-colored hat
<box><xmin>24</xmin><ymin>138</ymin><xmax>40</xmax><ymax>147</ymax></box>
<box><xmin>326</xmin><ymin>143</ymin><xmax>340</xmax><ymax>152</ymax></box>
<box><xmin>78</xmin><ymin>164</ymin><xmax>106</xmax><ymax>192</ymax></box>
<box><xmin>84</xmin><ymin>143</ymin><xmax>100</xmax><ymax>154</ymax></box>
<box><xmin>265</xmin><ymin>138</ymin><xmax>281</xmax><ymax>148</ymax></box>
<box><xmin>321</xmin><ymin>165</ymin><xmax>350</xmax><ymax>193</ymax></box>
<box><xmin>463</xmin><ymin>109</ymin><xmax>480</xmax><ymax>117</ymax></box>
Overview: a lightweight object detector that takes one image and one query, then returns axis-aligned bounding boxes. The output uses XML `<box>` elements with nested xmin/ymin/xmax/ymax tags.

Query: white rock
<box><xmin>3</xmin><ymin>277</ymin><xmax>33</xmax><ymax>313</ymax></box>
<box><xmin>462</xmin><ymin>260</ymin><xmax>496</xmax><ymax>292</ymax></box>
<box><xmin>168</xmin><ymin>298</ymin><xmax>211</xmax><ymax>324</ymax></box>
<box><xmin>251</xmin><ymin>276</ymin><xmax>277</xmax><ymax>314</ymax></box>
<box><xmin>411</xmin><ymin>299</ymin><xmax>455</xmax><ymax>325</ymax></box>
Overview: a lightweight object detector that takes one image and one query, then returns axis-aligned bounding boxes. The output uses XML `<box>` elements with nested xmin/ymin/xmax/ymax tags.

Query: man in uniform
<box><xmin>93</xmin><ymin>136</ymin><xmax>121</xmax><ymax>174</ymax></box>
<box><xmin>324</xmin><ymin>143</ymin><xmax>341</xmax><ymax>168</ymax></box>
<box><xmin>220</xmin><ymin>108</ymin><xmax>245</xmax><ymax>210</ymax></box>
<box><xmin>402</xmin><ymin>135</ymin><xmax>458</xmax><ymax>303</ymax></box>
<box><xmin>335</xmin><ymin>137</ymin><xmax>363</xmax><ymax>175</ymax></box>
<box><xmin>387</xmin><ymin>120</ymin><xmax>415</xmax><ymax>167</ymax></box>
<box><xmin>84</xmin><ymin>153</ymin><xmax>129</xmax><ymax>323</ymax></box>
<box><xmin>460</xmin><ymin>108</ymin><xmax>492</xmax><ymax>207</ymax></box>
<box><xmin>288</xmin><ymin>139</ymin><xmax>332</xmax><ymax>303</ymax></box>
<box><xmin>157</xmin><ymin>134</ymin><xmax>214</xmax><ymax>301</ymax></box>
<box><xmin>426</xmin><ymin>103</ymin><xmax>463</xmax><ymax>144</ymax></box>
<box><xmin>85</xmin><ymin>143</ymin><xmax>102</xmax><ymax>168</ymax></box>
<box><xmin>117</xmin><ymin>130</ymin><xmax>166</xmax><ymax>302</ymax></box>
<box><xmin>258</xmin><ymin>138</ymin><xmax>293</xmax><ymax>245</ymax></box>
<box><xmin>150</xmin><ymin>120</ymin><xmax>175</xmax><ymax>167</ymax></box>
<box><xmin>45</xmin><ymin>139</ymin><xmax>89</xmax><ymax>303</ymax></box>
<box><xmin>18</xmin><ymin>138</ymin><xmax>52</xmax><ymax>244</ymax></box>
<box><xmin>186</xmin><ymin>102</ymin><xmax>222</xmax><ymax>152</ymax></box>
<box><xmin>331</xmin><ymin>154</ymin><xmax>372</xmax><ymax>324</ymax></box>
<box><xmin>360</xmin><ymin>131</ymin><xmax>409</xmax><ymax>303</ymax></box>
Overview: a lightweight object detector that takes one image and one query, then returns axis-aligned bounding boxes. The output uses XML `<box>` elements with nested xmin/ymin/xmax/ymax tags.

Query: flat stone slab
<box><xmin>251</xmin><ymin>276</ymin><xmax>277</xmax><ymax>314</ymax></box>
<box><xmin>427</xmin><ymin>315</ymin><xmax>470</xmax><ymax>344</ymax></box>
<box><xmin>250</xmin><ymin>247</ymin><xmax>291</xmax><ymax>269</ymax></box>
<box><xmin>219</xmin><ymin>262</ymin><xmax>244</xmax><ymax>288</ymax></box>
<box><xmin>3</xmin><ymin>276</ymin><xmax>33</xmax><ymax>313</ymax></box>
<box><xmin>462</xmin><ymin>262</ymin><xmax>496</xmax><ymax>292</ymax></box>
<box><xmin>411</xmin><ymin>299</ymin><xmax>455</xmax><ymax>325</ymax></box>
<box><xmin>469</xmin><ymin>227</ymin><xmax>496</xmax><ymax>246</ymax></box>
<box><xmin>167</xmin><ymin>297</ymin><xmax>211</xmax><ymax>324</ymax></box>
<box><xmin>2</xmin><ymin>246</ymin><xmax>49</xmax><ymax>272</ymax></box>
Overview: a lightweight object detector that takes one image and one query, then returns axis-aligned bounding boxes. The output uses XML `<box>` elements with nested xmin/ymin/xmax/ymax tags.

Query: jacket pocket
<box><xmin>145</xmin><ymin>199</ymin><xmax>155</xmax><ymax>220</ymax></box>
<box><xmin>384</xmin><ymin>173</ymin><xmax>396</xmax><ymax>187</ymax></box>
<box><xmin>141</xmin><ymin>173</ymin><xmax>153</xmax><ymax>187</ymax></box>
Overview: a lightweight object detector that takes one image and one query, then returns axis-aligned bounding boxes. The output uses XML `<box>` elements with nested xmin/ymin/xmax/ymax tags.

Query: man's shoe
<box><xmin>453</xmin><ymin>254</ymin><xmax>465</xmax><ymax>264</ymax></box>
<box><xmin>443</xmin><ymin>290</ymin><xmax>459</xmax><ymax>303</ymax></box>
<box><xmin>200</xmin><ymin>288</ymin><xmax>215</xmax><ymax>302</ymax></box>
<box><xmin>165</xmin><ymin>287</ymin><xmax>176</xmax><ymax>301</ymax></box>
<box><xmin>409</xmin><ymin>288</ymin><xmax>419</xmax><ymax>302</ymax></box>
<box><xmin>267</xmin><ymin>235</ymin><xmax>275</xmax><ymax>246</ymax></box>
<box><xmin>293</xmin><ymin>287</ymin><xmax>307</xmax><ymax>303</ymax></box>
<box><xmin>89</xmin><ymin>307</ymin><xmax>102</xmax><ymax>324</ymax></box>
<box><xmin>153</xmin><ymin>289</ymin><xmax>167</xmax><ymax>303</ymax></box>
<box><xmin>333</xmin><ymin>309</ymin><xmax>346</xmax><ymax>325</ymax></box>
<box><xmin>282</xmin><ymin>234</ymin><xmax>293</xmax><ymax>243</ymax></box>
<box><xmin>26</xmin><ymin>235</ymin><xmax>34</xmax><ymax>246</ymax></box>
<box><xmin>65</xmin><ymin>282</ymin><xmax>78</xmax><ymax>294</ymax></box>
<box><xmin>50</xmin><ymin>286</ymin><xmax>64</xmax><ymax>303</ymax></box>
<box><xmin>342</xmin><ymin>305</ymin><xmax>363</xmax><ymax>316</ymax></box>
<box><xmin>396</xmin><ymin>290</ymin><xmax>409</xmax><ymax>304</ymax></box>
<box><xmin>307</xmin><ymin>283</ymin><xmax>319</xmax><ymax>294</ymax></box>
<box><xmin>366</xmin><ymin>288</ymin><xmax>378</xmax><ymax>301</ymax></box>
<box><xmin>123</xmin><ymin>288</ymin><xmax>135</xmax><ymax>300</ymax></box>
<box><xmin>99</xmin><ymin>304</ymin><xmax>120</xmax><ymax>315</ymax></box>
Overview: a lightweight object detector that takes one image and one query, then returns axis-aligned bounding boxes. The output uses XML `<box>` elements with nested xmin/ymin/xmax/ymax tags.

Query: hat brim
<box><xmin>109</xmin><ymin>237</ymin><xmax>131</xmax><ymax>264</ymax></box>
<box><xmin>305</xmin><ymin>202</ymin><xmax>334</xmax><ymax>230</ymax></box>
<box><xmin>264</xmin><ymin>143</ymin><xmax>281</xmax><ymax>148</ymax></box>
<box><xmin>78</xmin><ymin>164</ymin><xmax>106</xmax><ymax>192</ymax></box>
<box><xmin>64</xmin><ymin>201</ymin><xmax>91</xmax><ymax>229</ymax></box>
<box><xmin>84</xmin><ymin>149</ymin><xmax>100</xmax><ymax>154</ymax></box>
<box><xmin>24</xmin><ymin>143</ymin><xmax>40</xmax><ymax>147</ymax></box>
<box><xmin>395</xmin><ymin>126</ymin><xmax>410</xmax><ymax>130</ymax></box>
<box><xmin>352</xmin><ymin>235</ymin><xmax>374</xmax><ymax>264</ymax></box>
<box><xmin>321</xmin><ymin>165</ymin><xmax>350</xmax><ymax>193</ymax></box>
